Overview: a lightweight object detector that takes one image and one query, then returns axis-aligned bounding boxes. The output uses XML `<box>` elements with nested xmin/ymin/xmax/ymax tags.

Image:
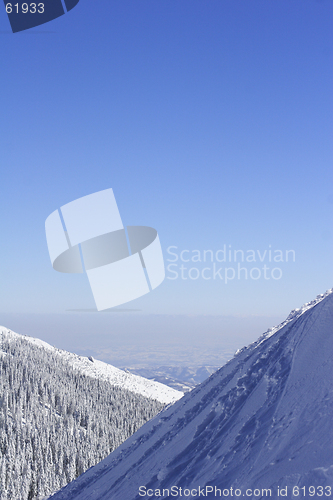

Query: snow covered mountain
<box><xmin>0</xmin><ymin>327</ymin><xmax>182</xmax><ymax>500</ymax></box>
<box><xmin>0</xmin><ymin>328</ymin><xmax>182</xmax><ymax>405</ymax></box>
<box><xmin>49</xmin><ymin>289</ymin><xmax>333</xmax><ymax>500</ymax></box>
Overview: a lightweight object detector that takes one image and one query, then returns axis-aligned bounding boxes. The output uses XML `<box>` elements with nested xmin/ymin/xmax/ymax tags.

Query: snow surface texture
<box><xmin>0</xmin><ymin>328</ymin><xmax>182</xmax><ymax>405</ymax></box>
<box><xmin>49</xmin><ymin>289</ymin><xmax>333</xmax><ymax>499</ymax></box>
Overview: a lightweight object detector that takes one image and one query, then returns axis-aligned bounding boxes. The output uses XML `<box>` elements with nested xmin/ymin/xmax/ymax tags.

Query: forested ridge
<box><xmin>0</xmin><ymin>329</ymin><xmax>164</xmax><ymax>500</ymax></box>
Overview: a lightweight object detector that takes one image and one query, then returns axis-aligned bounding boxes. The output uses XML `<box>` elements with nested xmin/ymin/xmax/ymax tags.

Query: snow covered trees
<box><xmin>0</xmin><ymin>331</ymin><xmax>163</xmax><ymax>500</ymax></box>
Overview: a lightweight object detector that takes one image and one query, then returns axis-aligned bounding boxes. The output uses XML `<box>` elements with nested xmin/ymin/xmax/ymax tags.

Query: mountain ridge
<box><xmin>49</xmin><ymin>289</ymin><xmax>333</xmax><ymax>499</ymax></box>
<box><xmin>0</xmin><ymin>327</ymin><xmax>182</xmax><ymax>405</ymax></box>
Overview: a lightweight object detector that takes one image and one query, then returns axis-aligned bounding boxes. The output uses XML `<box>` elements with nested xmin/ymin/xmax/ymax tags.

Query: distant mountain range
<box><xmin>49</xmin><ymin>289</ymin><xmax>333</xmax><ymax>500</ymax></box>
<box><xmin>0</xmin><ymin>328</ymin><xmax>182</xmax><ymax>500</ymax></box>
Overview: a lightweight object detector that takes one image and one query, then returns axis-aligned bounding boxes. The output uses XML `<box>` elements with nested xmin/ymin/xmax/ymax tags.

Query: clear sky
<box><xmin>0</xmin><ymin>0</ymin><xmax>332</xmax><ymax>363</ymax></box>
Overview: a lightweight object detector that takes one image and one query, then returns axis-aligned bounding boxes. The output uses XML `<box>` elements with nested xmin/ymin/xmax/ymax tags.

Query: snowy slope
<box><xmin>0</xmin><ymin>328</ymin><xmax>183</xmax><ymax>405</ymax></box>
<box><xmin>49</xmin><ymin>289</ymin><xmax>333</xmax><ymax>499</ymax></box>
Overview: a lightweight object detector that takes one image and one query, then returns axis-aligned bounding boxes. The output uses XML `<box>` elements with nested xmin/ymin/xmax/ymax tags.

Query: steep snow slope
<box><xmin>0</xmin><ymin>328</ymin><xmax>182</xmax><ymax>405</ymax></box>
<box><xmin>49</xmin><ymin>290</ymin><xmax>333</xmax><ymax>499</ymax></box>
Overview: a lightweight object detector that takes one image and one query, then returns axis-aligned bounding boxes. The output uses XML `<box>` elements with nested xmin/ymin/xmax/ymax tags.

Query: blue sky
<box><xmin>0</xmin><ymin>0</ymin><xmax>332</xmax><ymax>361</ymax></box>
